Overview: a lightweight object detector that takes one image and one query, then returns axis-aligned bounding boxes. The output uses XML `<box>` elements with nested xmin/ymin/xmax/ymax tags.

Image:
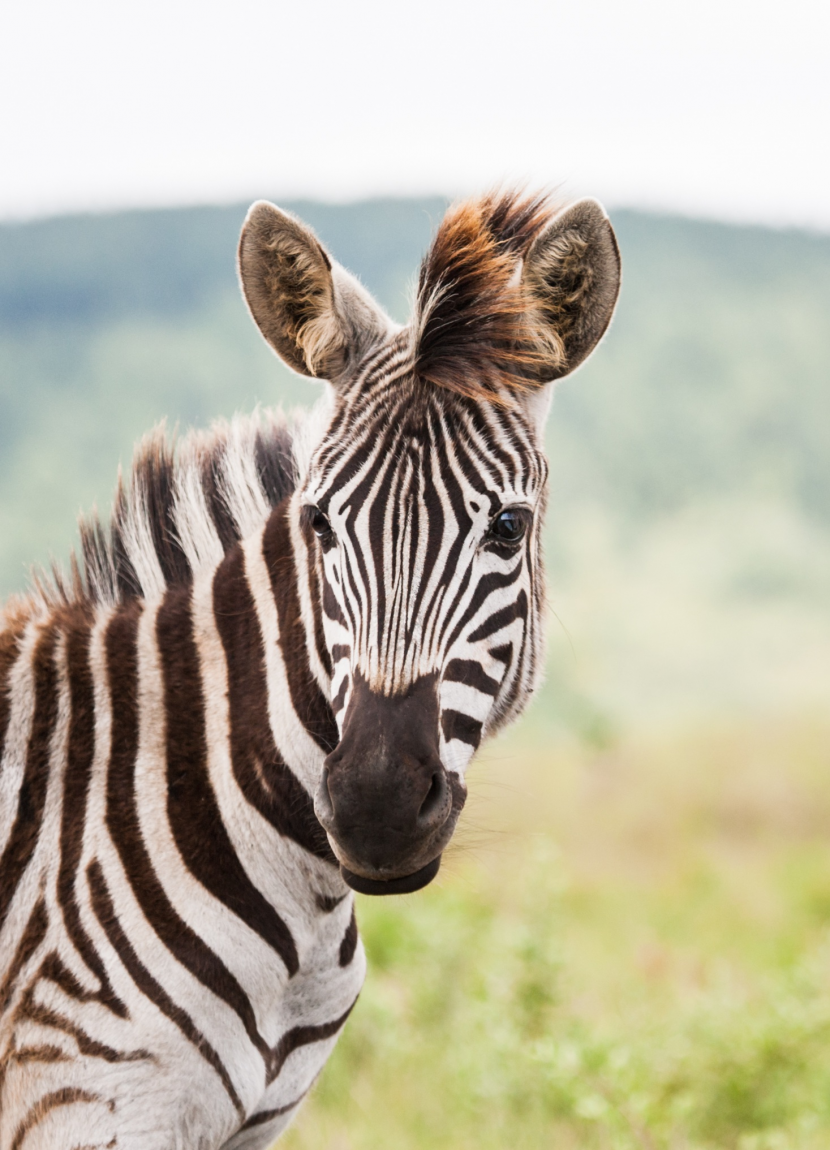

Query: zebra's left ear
<box><xmin>522</xmin><ymin>198</ymin><xmax>621</xmax><ymax>387</ymax></box>
<box><xmin>238</xmin><ymin>201</ymin><xmax>395</xmax><ymax>382</ymax></box>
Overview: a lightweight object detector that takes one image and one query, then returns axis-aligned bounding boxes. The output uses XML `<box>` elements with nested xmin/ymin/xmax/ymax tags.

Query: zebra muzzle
<box><xmin>314</xmin><ymin>672</ymin><xmax>463</xmax><ymax>893</ymax></box>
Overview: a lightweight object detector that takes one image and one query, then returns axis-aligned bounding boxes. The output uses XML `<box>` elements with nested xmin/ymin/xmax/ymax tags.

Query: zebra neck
<box><xmin>182</xmin><ymin>499</ymin><xmax>339</xmax><ymax>878</ymax></box>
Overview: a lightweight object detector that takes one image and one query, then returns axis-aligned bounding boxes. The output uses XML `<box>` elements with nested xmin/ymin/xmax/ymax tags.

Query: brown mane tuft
<box><xmin>412</xmin><ymin>189</ymin><xmax>565</xmax><ymax>402</ymax></box>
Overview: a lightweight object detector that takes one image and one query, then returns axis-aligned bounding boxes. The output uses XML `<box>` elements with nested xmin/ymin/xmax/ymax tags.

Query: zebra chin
<box><xmin>313</xmin><ymin>671</ymin><xmax>467</xmax><ymax>895</ymax></box>
<box><xmin>340</xmin><ymin>855</ymin><xmax>444</xmax><ymax>896</ymax></box>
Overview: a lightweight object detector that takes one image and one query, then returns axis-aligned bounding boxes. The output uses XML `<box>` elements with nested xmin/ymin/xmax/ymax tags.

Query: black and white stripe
<box><xmin>305</xmin><ymin>366</ymin><xmax>548</xmax><ymax>773</ymax></box>
<box><xmin>0</xmin><ymin>429</ymin><xmax>363</xmax><ymax>1146</ymax></box>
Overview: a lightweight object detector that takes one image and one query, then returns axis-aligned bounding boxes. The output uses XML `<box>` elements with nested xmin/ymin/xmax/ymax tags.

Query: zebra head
<box><xmin>239</xmin><ymin>191</ymin><xmax>620</xmax><ymax>895</ymax></box>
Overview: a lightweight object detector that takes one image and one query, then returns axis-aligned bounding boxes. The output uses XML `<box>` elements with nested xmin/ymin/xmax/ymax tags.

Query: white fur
<box><xmin>173</xmin><ymin>453</ymin><xmax>225</xmax><ymax>574</ymax></box>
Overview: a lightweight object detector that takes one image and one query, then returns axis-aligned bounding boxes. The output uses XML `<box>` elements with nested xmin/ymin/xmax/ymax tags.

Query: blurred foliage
<box><xmin>285</xmin><ymin>715</ymin><xmax>830</xmax><ymax>1150</ymax></box>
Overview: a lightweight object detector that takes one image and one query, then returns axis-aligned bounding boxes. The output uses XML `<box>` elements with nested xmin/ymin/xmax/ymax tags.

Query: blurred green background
<box><xmin>2</xmin><ymin>201</ymin><xmax>829</xmax><ymax>1148</ymax></box>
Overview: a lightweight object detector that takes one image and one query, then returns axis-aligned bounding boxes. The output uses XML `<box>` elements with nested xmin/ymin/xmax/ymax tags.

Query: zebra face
<box><xmin>238</xmin><ymin>188</ymin><xmax>621</xmax><ymax>893</ymax></box>
<box><xmin>299</xmin><ymin>375</ymin><xmax>549</xmax><ymax>893</ymax></box>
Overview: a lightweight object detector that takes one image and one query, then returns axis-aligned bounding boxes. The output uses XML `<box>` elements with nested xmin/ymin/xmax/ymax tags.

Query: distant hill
<box><xmin>0</xmin><ymin>198</ymin><xmax>828</xmax><ymax>596</ymax></box>
<box><xmin>0</xmin><ymin>198</ymin><xmax>448</xmax><ymax>329</ymax></box>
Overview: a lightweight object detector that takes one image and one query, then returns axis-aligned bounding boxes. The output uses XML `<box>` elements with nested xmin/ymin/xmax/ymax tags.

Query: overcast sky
<box><xmin>2</xmin><ymin>0</ymin><xmax>828</xmax><ymax>226</ymax></box>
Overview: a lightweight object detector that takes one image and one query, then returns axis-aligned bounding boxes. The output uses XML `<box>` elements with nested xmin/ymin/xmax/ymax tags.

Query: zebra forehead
<box><xmin>305</xmin><ymin>375</ymin><xmax>546</xmax><ymax>509</ymax></box>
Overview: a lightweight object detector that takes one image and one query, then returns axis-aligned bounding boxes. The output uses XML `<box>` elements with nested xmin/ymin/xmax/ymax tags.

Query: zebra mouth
<box><xmin>340</xmin><ymin>855</ymin><xmax>442</xmax><ymax>896</ymax></box>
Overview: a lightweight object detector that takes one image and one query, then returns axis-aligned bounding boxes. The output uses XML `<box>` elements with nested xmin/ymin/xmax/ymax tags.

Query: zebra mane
<box><xmin>413</xmin><ymin>188</ymin><xmax>566</xmax><ymax>403</ymax></box>
<box><xmin>41</xmin><ymin>409</ymin><xmax>299</xmax><ymax>610</ymax></box>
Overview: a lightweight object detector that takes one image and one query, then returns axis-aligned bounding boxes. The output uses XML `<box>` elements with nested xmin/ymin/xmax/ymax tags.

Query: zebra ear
<box><xmin>238</xmin><ymin>202</ymin><xmax>394</xmax><ymax>381</ymax></box>
<box><xmin>522</xmin><ymin>198</ymin><xmax>621</xmax><ymax>382</ymax></box>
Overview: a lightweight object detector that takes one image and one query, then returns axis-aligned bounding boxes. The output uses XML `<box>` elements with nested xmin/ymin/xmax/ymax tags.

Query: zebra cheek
<box><xmin>438</xmin><ymin>678</ymin><xmax>491</xmax><ymax>775</ymax></box>
<box><xmin>440</xmin><ymin>740</ymin><xmax>477</xmax><ymax>779</ymax></box>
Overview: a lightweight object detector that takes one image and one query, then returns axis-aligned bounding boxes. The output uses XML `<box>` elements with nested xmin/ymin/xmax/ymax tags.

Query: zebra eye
<box><xmin>488</xmin><ymin>507</ymin><xmax>530</xmax><ymax>544</ymax></box>
<box><xmin>309</xmin><ymin>507</ymin><xmax>333</xmax><ymax>539</ymax></box>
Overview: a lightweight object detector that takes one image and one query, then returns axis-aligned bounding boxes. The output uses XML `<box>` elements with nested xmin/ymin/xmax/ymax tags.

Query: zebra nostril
<box><xmin>417</xmin><ymin>770</ymin><xmax>450</xmax><ymax>831</ymax></box>
<box><xmin>314</xmin><ymin>767</ymin><xmax>336</xmax><ymax>831</ymax></box>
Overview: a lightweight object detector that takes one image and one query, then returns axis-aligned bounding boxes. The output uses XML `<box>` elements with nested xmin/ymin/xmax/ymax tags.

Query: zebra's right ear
<box><xmin>238</xmin><ymin>202</ymin><xmax>394</xmax><ymax>382</ymax></box>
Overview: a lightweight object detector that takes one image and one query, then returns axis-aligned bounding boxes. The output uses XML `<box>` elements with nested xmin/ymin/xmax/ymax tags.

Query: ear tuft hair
<box><xmin>412</xmin><ymin>190</ymin><xmax>563</xmax><ymax>402</ymax></box>
<box><xmin>412</xmin><ymin>190</ymin><xmax>621</xmax><ymax>402</ymax></box>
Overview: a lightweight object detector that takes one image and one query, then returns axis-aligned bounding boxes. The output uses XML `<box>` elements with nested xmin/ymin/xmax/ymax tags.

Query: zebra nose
<box><xmin>416</xmin><ymin>769</ymin><xmax>451</xmax><ymax>834</ymax></box>
<box><xmin>314</xmin><ymin>670</ymin><xmax>459</xmax><ymax>880</ymax></box>
<box><xmin>319</xmin><ymin>749</ymin><xmax>451</xmax><ymax>842</ymax></box>
<box><xmin>315</xmin><ymin>761</ymin><xmax>449</xmax><ymax>839</ymax></box>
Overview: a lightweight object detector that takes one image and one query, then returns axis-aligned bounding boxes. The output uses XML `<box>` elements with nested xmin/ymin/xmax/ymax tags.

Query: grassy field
<box><xmin>284</xmin><ymin>710</ymin><xmax>830</xmax><ymax>1150</ymax></box>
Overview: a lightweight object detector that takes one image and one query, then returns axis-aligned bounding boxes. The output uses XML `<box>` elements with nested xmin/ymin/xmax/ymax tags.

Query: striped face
<box><xmin>299</xmin><ymin>351</ymin><xmax>549</xmax><ymax>893</ymax></box>
<box><xmin>238</xmin><ymin>189</ymin><xmax>621</xmax><ymax>893</ymax></box>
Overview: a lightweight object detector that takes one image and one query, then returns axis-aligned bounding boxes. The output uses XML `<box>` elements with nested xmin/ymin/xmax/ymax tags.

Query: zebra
<box><xmin>0</xmin><ymin>189</ymin><xmax>620</xmax><ymax>1149</ymax></box>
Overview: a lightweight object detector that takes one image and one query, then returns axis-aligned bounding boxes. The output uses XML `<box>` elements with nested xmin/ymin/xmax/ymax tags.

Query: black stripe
<box><xmin>0</xmin><ymin>898</ymin><xmax>47</xmax><ymax>1013</ymax></box>
<box><xmin>452</xmin><ymin>409</ymin><xmax>504</xmax><ymax>499</ymax></box>
<box><xmin>39</xmin><ymin>951</ymin><xmax>104</xmax><ymax>1004</ymax></box>
<box><xmin>158</xmin><ymin>579</ymin><xmax>301</xmax><ymax>973</ymax></box>
<box><xmin>315</xmin><ymin>892</ymin><xmax>347</xmax><ymax>913</ymax></box>
<box><xmin>496</xmin><ymin>588</ymin><xmax>533</xmax><ymax>720</ymax></box>
<box><xmin>16</xmin><ymin>989</ymin><xmax>149</xmax><ymax>1064</ymax></box>
<box><xmin>445</xmin><ymin>565</ymin><xmax>523</xmax><ymax>653</ymax></box>
<box><xmin>0</xmin><ymin>627</ymin><xmax>58</xmax><ymax>934</ymax></box>
<box><xmin>87</xmin><ymin>858</ymin><xmax>244</xmax><ymax>1120</ymax></box>
<box><xmin>10</xmin><ymin>1088</ymin><xmax>105</xmax><ymax>1150</ymax></box>
<box><xmin>0</xmin><ymin>626</ymin><xmax>23</xmax><ymax>765</ymax></box>
<box><xmin>331</xmin><ymin>675</ymin><xmax>350</xmax><ymax>714</ymax></box>
<box><xmin>306</xmin><ymin>541</ymin><xmax>333</xmax><ymax>680</ymax></box>
<box><xmin>104</xmin><ymin>604</ymin><xmax>270</xmax><ymax>1058</ymax></box>
<box><xmin>240</xmin><ymin>1093</ymin><xmax>305</xmax><ymax>1131</ymax></box>
<box><xmin>367</xmin><ymin>425</ymin><xmax>402</xmax><ymax>643</ymax></box>
<box><xmin>262</xmin><ymin>504</ymin><xmax>340</xmax><ymax>755</ymax></box>
<box><xmin>416</xmin><ymin>412</ymin><xmax>475</xmax><ymax>634</ymax></box>
<box><xmin>404</xmin><ymin>407</ymin><xmax>447</xmax><ymax>638</ymax></box>
<box><xmin>322</xmin><ymin>578</ymin><xmax>348</xmax><ymax>628</ymax></box>
<box><xmin>265</xmin><ymin>999</ymin><xmax>357</xmax><ymax>1085</ymax></box>
<box><xmin>465</xmin><ymin>401</ymin><xmax>520</xmax><ymax>484</ymax></box>
<box><xmin>441</xmin><ymin>710</ymin><xmax>483</xmax><ymax>748</ymax></box>
<box><xmin>488</xmin><ymin>405</ymin><xmax>523</xmax><ymax>487</ymax></box>
<box><xmin>212</xmin><ymin>542</ymin><xmax>335</xmax><ymax>863</ymax></box>
<box><xmin>443</xmin><ymin>659</ymin><xmax>500</xmax><ymax>696</ymax></box>
<box><xmin>339</xmin><ymin>907</ymin><xmax>358</xmax><ymax>967</ymax></box>
<box><xmin>254</xmin><ymin>421</ymin><xmax>297</xmax><ymax>509</ymax></box>
<box><xmin>340</xmin><ymin>423</ymin><xmax>404</xmax><ymax>650</ymax></box>
<box><xmin>201</xmin><ymin>442</ymin><xmax>242</xmax><ymax>553</ymax></box>
<box><xmin>467</xmin><ymin>590</ymin><xmax>528</xmax><ymax>644</ymax></box>
<box><xmin>336</xmin><ymin>544</ymin><xmax>362</xmax><ymax>647</ymax></box>
<box><xmin>61</xmin><ymin>612</ymin><xmax>127</xmax><ymax>1017</ymax></box>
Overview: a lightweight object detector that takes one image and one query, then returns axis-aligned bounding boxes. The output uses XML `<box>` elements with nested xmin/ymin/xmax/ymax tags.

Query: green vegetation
<box><xmin>1</xmin><ymin>198</ymin><xmax>828</xmax><ymax>1146</ymax></box>
<box><xmin>286</xmin><ymin>714</ymin><xmax>830</xmax><ymax>1150</ymax></box>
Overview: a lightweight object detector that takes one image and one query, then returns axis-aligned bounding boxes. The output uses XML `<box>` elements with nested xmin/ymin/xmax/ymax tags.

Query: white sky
<box><xmin>1</xmin><ymin>0</ymin><xmax>828</xmax><ymax>226</ymax></box>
